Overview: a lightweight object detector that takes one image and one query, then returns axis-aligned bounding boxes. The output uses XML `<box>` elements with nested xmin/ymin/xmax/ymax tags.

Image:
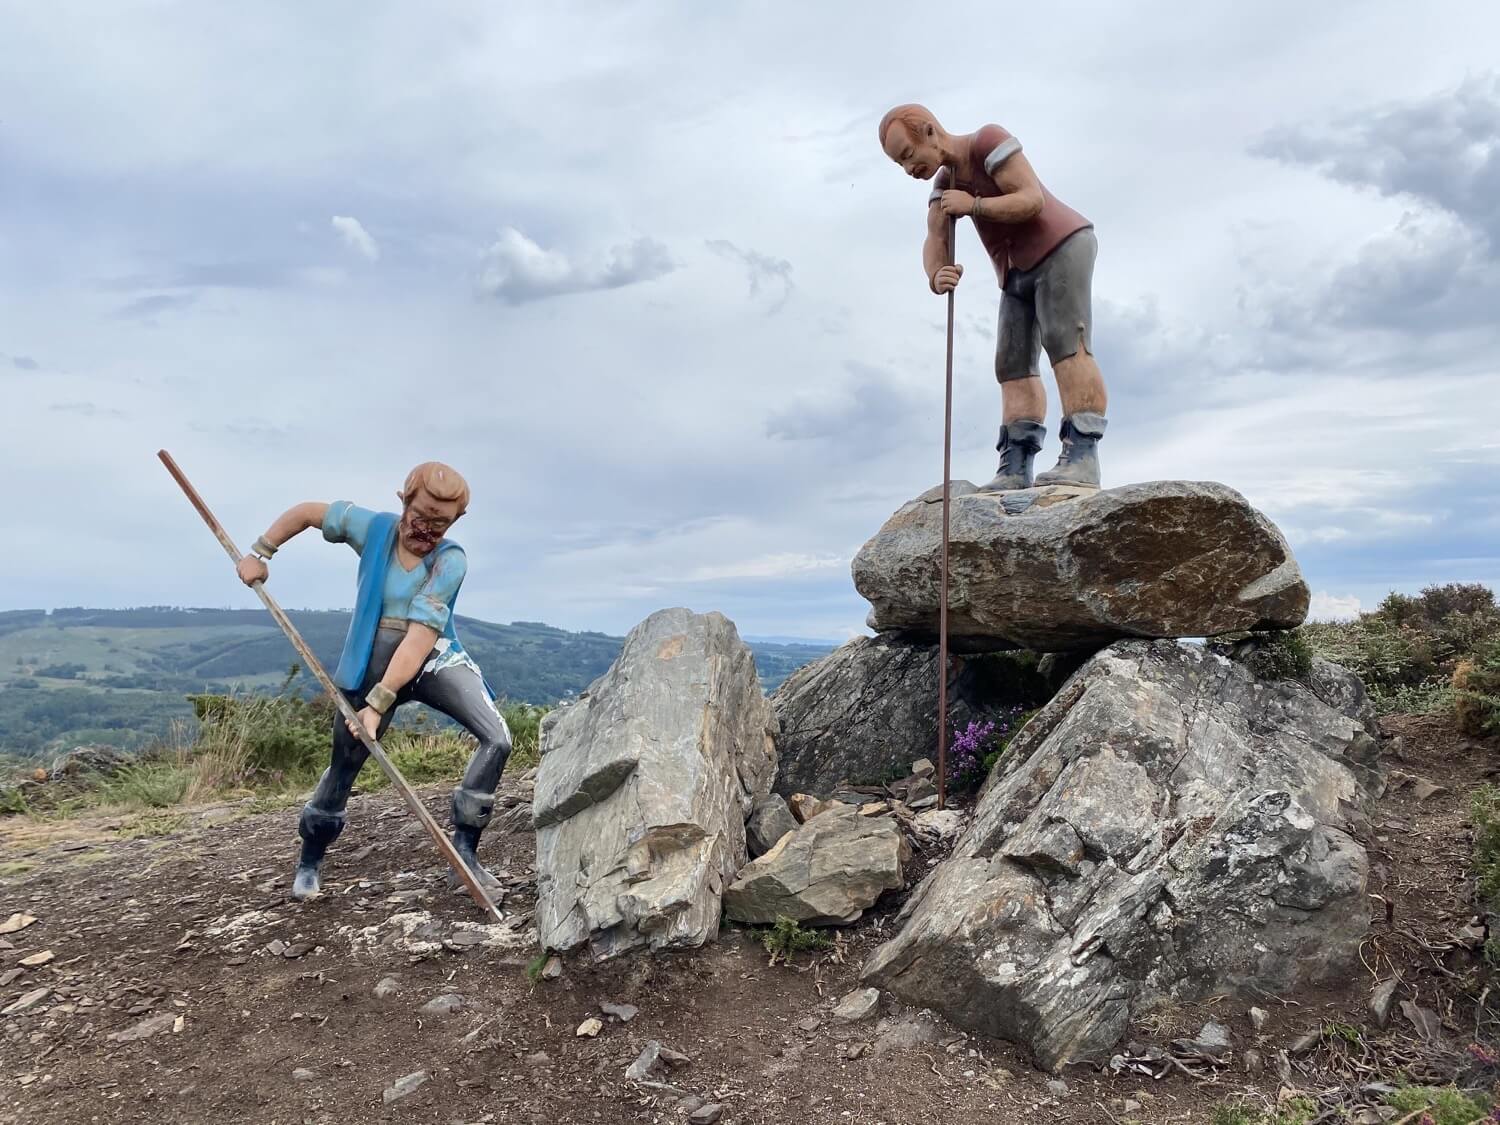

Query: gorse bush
<box><xmin>1301</xmin><ymin>582</ymin><xmax>1500</xmax><ymax>715</ymax></box>
<box><xmin>1455</xmin><ymin>637</ymin><xmax>1500</xmax><ymax>739</ymax></box>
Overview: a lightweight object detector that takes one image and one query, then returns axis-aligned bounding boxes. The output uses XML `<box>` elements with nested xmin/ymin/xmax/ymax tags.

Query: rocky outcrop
<box><xmin>724</xmin><ymin>805</ymin><xmax>910</xmax><ymax>926</ymax></box>
<box><xmin>533</xmin><ymin>608</ymin><xmax>779</xmax><ymax>960</ymax></box>
<box><xmin>853</xmin><ymin>481</ymin><xmax>1309</xmax><ymax>651</ymax></box>
<box><xmin>770</xmin><ymin>635</ymin><xmax>1048</xmax><ymax>797</ymax></box>
<box><xmin>861</xmin><ymin>640</ymin><xmax>1381</xmax><ymax>1071</ymax></box>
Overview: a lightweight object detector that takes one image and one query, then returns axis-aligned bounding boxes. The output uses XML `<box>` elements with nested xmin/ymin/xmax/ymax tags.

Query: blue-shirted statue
<box><xmin>235</xmin><ymin>462</ymin><xmax>511</xmax><ymax>902</ymax></box>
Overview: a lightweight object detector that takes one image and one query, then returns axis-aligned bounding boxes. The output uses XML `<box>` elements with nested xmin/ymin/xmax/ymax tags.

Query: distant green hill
<box><xmin>0</xmin><ymin>607</ymin><xmax>836</xmax><ymax>758</ymax></box>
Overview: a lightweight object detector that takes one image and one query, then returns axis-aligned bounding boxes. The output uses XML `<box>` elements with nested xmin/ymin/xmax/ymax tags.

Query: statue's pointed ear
<box><xmin>395</xmin><ymin>489</ymin><xmax>405</xmax><ymax>505</ymax></box>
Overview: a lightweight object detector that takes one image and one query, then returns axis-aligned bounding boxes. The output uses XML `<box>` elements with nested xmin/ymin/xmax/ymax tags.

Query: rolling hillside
<box><xmin>0</xmin><ymin>608</ymin><xmax>835</xmax><ymax>757</ymax></box>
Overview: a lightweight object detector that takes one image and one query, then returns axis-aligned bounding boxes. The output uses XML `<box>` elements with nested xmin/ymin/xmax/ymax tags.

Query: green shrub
<box><xmin>1240</xmin><ymin>629</ymin><xmax>1315</xmax><ymax>682</ymax></box>
<box><xmin>759</xmin><ymin>916</ymin><xmax>831</xmax><ymax>961</ymax></box>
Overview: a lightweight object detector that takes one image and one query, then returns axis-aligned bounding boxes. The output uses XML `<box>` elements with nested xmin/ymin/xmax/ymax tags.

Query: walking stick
<box><xmin>936</xmin><ymin>205</ymin><xmax>957</xmax><ymax>812</ymax></box>
<box><xmin>157</xmin><ymin>450</ymin><xmax>505</xmax><ymax>924</ymax></box>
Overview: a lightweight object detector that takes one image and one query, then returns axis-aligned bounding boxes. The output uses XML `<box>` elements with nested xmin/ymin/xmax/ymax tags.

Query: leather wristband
<box><xmin>366</xmin><ymin>682</ymin><xmax>397</xmax><ymax>714</ymax></box>
<box><xmin>252</xmin><ymin>536</ymin><xmax>278</xmax><ymax>559</ymax></box>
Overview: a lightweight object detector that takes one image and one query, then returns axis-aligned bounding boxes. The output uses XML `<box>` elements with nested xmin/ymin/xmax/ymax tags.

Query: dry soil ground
<box><xmin>0</xmin><ymin>714</ymin><xmax>1495</xmax><ymax>1125</ymax></box>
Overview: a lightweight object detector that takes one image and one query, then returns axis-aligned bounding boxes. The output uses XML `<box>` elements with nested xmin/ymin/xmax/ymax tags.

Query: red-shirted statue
<box><xmin>879</xmin><ymin>104</ymin><xmax>1110</xmax><ymax>491</ymax></box>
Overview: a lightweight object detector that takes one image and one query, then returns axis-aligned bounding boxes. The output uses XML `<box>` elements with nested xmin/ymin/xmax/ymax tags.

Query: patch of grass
<box><xmin>1472</xmin><ymin>785</ymin><xmax>1500</xmax><ymax>910</ymax></box>
<box><xmin>95</xmin><ymin>760</ymin><xmax>192</xmax><ymax>810</ymax></box>
<box><xmin>524</xmin><ymin>953</ymin><xmax>550</xmax><ymax>983</ymax></box>
<box><xmin>1210</xmin><ymin>1097</ymin><xmax>1318</xmax><ymax>1125</ymax></box>
<box><xmin>0</xmin><ymin>860</ymin><xmax>36</xmax><ymax>877</ymax></box>
<box><xmin>118</xmin><ymin>811</ymin><xmax>186</xmax><ymax>838</ymax></box>
<box><xmin>358</xmin><ymin>730</ymin><xmax>473</xmax><ymax>792</ymax></box>
<box><xmin>759</xmin><ymin>915</ymin><xmax>831</xmax><ymax>962</ymax></box>
<box><xmin>1321</xmin><ymin>1018</ymin><xmax>1361</xmax><ymax>1043</ymax></box>
<box><xmin>1384</xmin><ymin>1084</ymin><xmax>1492</xmax><ymax>1124</ymax></box>
<box><xmin>0</xmin><ymin>786</ymin><xmax>31</xmax><ymax>816</ymax></box>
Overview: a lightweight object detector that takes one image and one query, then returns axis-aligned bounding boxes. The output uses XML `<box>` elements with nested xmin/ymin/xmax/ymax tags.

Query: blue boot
<box><xmin>1034</xmin><ymin>412</ymin><xmax>1106</xmax><ymax>488</ymax></box>
<box><xmin>979</xmin><ymin>420</ymin><xmax>1046</xmax><ymax>492</ymax></box>
<box><xmin>292</xmin><ymin>805</ymin><xmax>344</xmax><ymax>901</ymax></box>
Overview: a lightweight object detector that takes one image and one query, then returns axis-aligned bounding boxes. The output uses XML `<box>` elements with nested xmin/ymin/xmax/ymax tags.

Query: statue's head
<box><xmin>879</xmin><ymin>103</ymin><xmax>945</xmax><ymax>181</ymax></box>
<box><xmin>395</xmin><ymin>461</ymin><xmax>469</xmax><ymax>556</ymax></box>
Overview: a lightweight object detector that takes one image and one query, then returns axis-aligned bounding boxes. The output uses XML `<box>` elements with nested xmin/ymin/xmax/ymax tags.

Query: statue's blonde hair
<box><xmin>401</xmin><ymin>461</ymin><xmax>469</xmax><ymax>514</ymax></box>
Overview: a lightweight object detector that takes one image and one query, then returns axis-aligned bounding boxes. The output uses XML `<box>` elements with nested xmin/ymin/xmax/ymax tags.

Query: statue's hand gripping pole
<box><xmin>157</xmin><ymin>450</ymin><xmax>504</xmax><ymax>923</ymax></box>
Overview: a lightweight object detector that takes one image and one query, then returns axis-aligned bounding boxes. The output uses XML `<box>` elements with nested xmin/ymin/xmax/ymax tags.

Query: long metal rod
<box><xmin>937</xmin><ymin>208</ymin><xmax>957</xmax><ymax>812</ymax></box>
<box><xmin>157</xmin><ymin>450</ymin><xmax>504</xmax><ymax>923</ymax></box>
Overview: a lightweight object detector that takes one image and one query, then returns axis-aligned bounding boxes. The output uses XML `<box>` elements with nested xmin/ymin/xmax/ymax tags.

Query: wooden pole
<box><xmin>937</xmin><ymin>207</ymin><xmax>957</xmax><ymax>812</ymax></box>
<box><xmin>157</xmin><ymin>450</ymin><xmax>504</xmax><ymax>923</ymax></box>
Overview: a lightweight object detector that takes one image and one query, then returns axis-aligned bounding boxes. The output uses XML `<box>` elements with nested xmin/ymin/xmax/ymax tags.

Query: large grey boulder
<box><xmin>853</xmin><ymin>480</ymin><xmax>1309</xmax><ymax>651</ymax></box>
<box><xmin>770</xmin><ymin>634</ymin><xmax>1045</xmax><ymax>797</ymax></box>
<box><xmin>861</xmin><ymin>640</ymin><xmax>1381</xmax><ymax>1071</ymax></box>
<box><xmin>534</xmin><ymin>608</ymin><xmax>779</xmax><ymax>960</ymax></box>
<box><xmin>724</xmin><ymin>805</ymin><xmax>910</xmax><ymax>926</ymax></box>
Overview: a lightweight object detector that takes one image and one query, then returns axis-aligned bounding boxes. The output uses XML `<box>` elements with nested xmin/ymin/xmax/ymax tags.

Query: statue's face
<box><xmin>398</xmin><ymin>487</ymin><xmax>464</xmax><ymax>556</ymax></box>
<box><xmin>883</xmin><ymin>120</ymin><xmax>943</xmax><ymax>181</ymax></box>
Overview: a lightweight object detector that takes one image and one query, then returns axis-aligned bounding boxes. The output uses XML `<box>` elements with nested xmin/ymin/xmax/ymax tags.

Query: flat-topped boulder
<box><xmin>852</xmin><ymin>480</ymin><xmax>1309</xmax><ymax>652</ymax></box>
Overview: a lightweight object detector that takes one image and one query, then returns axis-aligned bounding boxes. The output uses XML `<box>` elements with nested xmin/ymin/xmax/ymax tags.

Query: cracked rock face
<box><xmin>724</xmin><ymin>805</ymin><xmax>910</xmax><ymax>925</ymax></box>
<box><xmin>852</xmin><ymin>480</ymin><xmax>1309</xmax><ymax>651</ymax></box>
<box><xmin>534</xmin><ymin>608</ymin><xmax>779</xmax><ymax>960</ymax></box>
<box><xmin>861</xmin><ymin>640</ymin><xmax>1381</xmax><ymax>1071</ymax></box>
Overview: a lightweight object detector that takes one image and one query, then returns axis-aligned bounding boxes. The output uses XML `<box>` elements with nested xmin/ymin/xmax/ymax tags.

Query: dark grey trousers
<box><xmin>298</xmin><ymin>626</ymin><xmax>512</xmax><ymax>851</ymax></box>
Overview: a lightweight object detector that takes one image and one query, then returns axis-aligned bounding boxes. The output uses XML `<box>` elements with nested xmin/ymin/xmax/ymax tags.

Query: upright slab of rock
<box><xmin>861</xmin><ymin>640</ymin><xmax>1381</xmax><ymax>1071</ymax></box>
<box><xmin>533</xmin><ymin>608</ymin><xmax>778</xmax><ymax>960</ymax></box>
<box><xmin>853</xmin><ymin>480</ymin><xmax>1309</xmax><ymax>651</ymax></box>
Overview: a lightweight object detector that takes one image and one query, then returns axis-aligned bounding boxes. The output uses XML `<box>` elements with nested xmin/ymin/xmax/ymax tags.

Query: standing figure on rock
<box><xmin>879</xmin><ymin>103</ymin><xmax>1110</xmax><ymax>490</ymax></box>
<box><xmin>235</xmin><ymin>462</ymin><xmax>511</xmax><ymax>902</ymax></box>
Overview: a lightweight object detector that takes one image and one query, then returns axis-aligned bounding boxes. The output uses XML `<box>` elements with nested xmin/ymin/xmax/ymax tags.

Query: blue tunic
<box><xmin>322</xmin><ymin>502</ymin><xmax>474</xmax><ymax>692</ymax></box>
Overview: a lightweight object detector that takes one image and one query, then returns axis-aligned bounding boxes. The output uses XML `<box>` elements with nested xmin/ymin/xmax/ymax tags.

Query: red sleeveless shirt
<box><xmin>931</xmin><ymin>124</ymin><xmax>1091</xmax><ymax>283</ymax></box>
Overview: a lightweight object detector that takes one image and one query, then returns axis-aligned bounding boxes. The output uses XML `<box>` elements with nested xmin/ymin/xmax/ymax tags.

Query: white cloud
<box><xmin>1308</xmin><ymin>592</ymin><xmax>1363</xmax><ymax>622</ymax></box>
<box><xmin>330</xmin><ymin>215</ymin><xmax>379</xmax><ymax>262</ymax></box>
<box><xmin>476</xmin><ymin>228</ymin><xmax>674</xmax><ymax>305</ymax></box>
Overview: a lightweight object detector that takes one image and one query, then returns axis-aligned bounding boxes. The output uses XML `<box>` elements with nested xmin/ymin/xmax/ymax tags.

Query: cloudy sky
<box><xmin>3</xmin><ymin>1</ymin><xmax>1497</xmax><ymax>641</ymax></box>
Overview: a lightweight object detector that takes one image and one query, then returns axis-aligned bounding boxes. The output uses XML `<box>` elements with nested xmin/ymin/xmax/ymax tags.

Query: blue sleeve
<box><xmin>321</xmin><ymin>501</ymin><xmax>377</xmax><ymax>554</ymax></box>
<box><xmin>408</xmin><ymin>546</ymin><xmax>468</xmax><ymax>633</ymax></box>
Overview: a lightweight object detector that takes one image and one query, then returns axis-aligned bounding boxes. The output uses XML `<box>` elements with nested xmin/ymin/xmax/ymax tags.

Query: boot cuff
<box><xmin>1063</xmin><ymin>412</ymin><xmax>1107</xmax><ymax>439</ymax></box>
<box><xmin>999</xmin><ymin>419</ymin><xmax>1046</xmax><ymax>451</ymax></box>
<box><xmin>451</xmin><ymin>787</ymin><xmax>496</xmax><ymax>829</ymax></box>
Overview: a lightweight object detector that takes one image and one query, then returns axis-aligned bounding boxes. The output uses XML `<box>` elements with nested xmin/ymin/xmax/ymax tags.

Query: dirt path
<box><xmin>0</xmin><ymin>717</ymin><xmax>1494</xmax><ymax>1124</ymax></box>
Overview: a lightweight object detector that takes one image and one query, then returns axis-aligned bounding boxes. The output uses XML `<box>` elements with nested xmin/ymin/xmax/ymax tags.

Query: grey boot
<box><xmin>1034</xmin><ymin>412</ymin><xmax>1107</xmax><ymax>488</ymax></box>
<box><xmin>979</xmin><ymin>420</ymin><xmax>1046</xmax><ymax>492</ymax></box>
<box><xmin>447</xmin><ymin>787</ymin><xmax>503</xmax><ymax>897</ymax></box>
<box><xmin>292</xmin><ymin>805</ymin><xmax>345</xmax><ymax>901</ymax></box>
